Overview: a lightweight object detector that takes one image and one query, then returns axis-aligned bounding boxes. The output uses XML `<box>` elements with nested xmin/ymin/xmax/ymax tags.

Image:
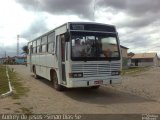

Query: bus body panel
<box><xmin>64</xmin><ymin>60</ymin><xmax>121</xmax><ymax>88</ymax></box>
<box><xmin>27</xmin><ymin>22</ymin><xmax>122</xmax><ymax>88</ymax></box>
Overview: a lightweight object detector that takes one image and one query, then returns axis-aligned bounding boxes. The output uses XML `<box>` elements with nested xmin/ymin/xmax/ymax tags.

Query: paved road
<box><xmin>1</xmin><ymin>65</ymin><xmax>160</xmax><ymax>114</ymax></box>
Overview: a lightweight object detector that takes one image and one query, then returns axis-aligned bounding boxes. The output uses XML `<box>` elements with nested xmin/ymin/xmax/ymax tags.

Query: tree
<box><xmin>22</xmin><ymin>45</ymin><xmax>28</xmax><ymax>54</ymax></box>
<box><xmin>128</xmin><ymin>52</ymin><xmax>135</xmax><ymax>58</ymax></box>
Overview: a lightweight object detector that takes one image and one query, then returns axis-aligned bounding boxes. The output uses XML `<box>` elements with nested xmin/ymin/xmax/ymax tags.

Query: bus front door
<box><xmin>57</xmin><ymin>34</ymin><xmax>66</xmax><ymax>84</ymax></box>
<box><xmin>29</xmin><ymin>45</ymin><xmax>33</xmax><ymax>72</ymax></box>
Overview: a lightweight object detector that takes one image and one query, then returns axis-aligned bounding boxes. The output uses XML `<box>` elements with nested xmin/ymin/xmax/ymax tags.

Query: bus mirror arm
<box><xmin>52</xmin><ymin>52</ymin><xmax>57</xmax><ymax>58</ymax></box>
<box><xmin>52</xmin><ymin>52</ymin><xmax>56</xmax><ymax>56</ymax></box>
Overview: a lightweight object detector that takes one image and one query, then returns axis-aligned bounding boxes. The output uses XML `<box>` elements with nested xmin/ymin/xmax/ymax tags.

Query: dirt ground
<box><xmin>0</xmin><ymin>65</ymin><xmax>160</xmax><ymax>114</ymax></box>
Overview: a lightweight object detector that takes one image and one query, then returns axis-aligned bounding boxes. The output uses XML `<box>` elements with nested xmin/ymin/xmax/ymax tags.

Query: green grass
<box><xmin>0</xmin><ymin>65</ymin><xmax>9</xmax><ymax>94</ymax></box>
<box><xmin>1</xmin><ymin>66</ymin><xmax>31</xmax><ymax>114</ymax></box>
<box><xmin>0</xmin><ymin>65</ymin><xmax>29</xmax><ymax>98</ymax></box>
<box><xmin>8</xmin><ymin>68</ymin><xmax>29</xmax><ymax>99</ymax></box>
<box><xmin>122</xmin><ymin>67</ymin><xmax>150</xmax><ymax>76</ymax></box>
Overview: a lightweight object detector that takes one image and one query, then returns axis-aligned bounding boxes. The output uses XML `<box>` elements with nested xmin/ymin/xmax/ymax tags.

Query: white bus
<box><xmin>27</xmin><ymin>22</ymin><xmax>122</xmax><ymax>91</ymax></box>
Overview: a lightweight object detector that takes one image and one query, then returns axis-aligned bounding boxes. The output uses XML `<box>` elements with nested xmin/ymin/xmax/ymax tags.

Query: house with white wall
<box><xmin>131</xmin><ymin>53</ymin><xmax>159</xmax><ymax>67</ymax></box>
<box><xmin>120</xmin><ymin>45</ymin><xmax>129</xmax><ymax>68</ymax></box>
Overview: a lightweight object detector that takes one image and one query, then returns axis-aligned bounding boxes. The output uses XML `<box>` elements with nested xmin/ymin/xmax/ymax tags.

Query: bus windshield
<box><xmin>71</xmin><ymin>31</ymin><xmax>120</xmax><ymax>61</ymax></box>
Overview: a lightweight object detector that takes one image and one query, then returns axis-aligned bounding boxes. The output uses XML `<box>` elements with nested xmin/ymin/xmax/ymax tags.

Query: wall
<box><xmin>153</xmin><ymin>55</ymin><xmax>159</xmax><ymax>66</ymax></box>
<box><xmin>0</xmin><ymin>59</ymin><xmax>5</xmax><ymax>64</ymax></box>
<box><xmin>121</xmin><ymin>47</ymin><xmax>128</xmax><ymax>58</ymax></box>
<box><xmin>121</xmin><ymin>47</ymin><xmax>128</xmax><ymax>68</ymax></box>
<box><xmin>131</xmin><ymin>58</ymin><xmax>154</xmax><ymax>67</ymax></box>
<box><xmin>15</xmin><ymin>58</ymin><xmax>26</xmax><ymax>64</ymax></box>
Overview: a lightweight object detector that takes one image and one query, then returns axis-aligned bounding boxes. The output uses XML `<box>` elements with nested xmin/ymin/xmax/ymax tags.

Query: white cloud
<box><xmin>0</xmin><ymin>0</ymin><xmax>35</xmax><ymax>46</ymax></box>
<box><xmin>45</xmin><ymin>13</ymin><xmax>90</xmax><ymax>29</ymax></box>
<box><xmin>0</xmin><ymin>0</ymin><xmax>36</xmax><ymax>57</ymax></box>
<box><xmin>0</xmin><ymin>0</ymin><xmax>160</xmax><ymax>57</ymax></box>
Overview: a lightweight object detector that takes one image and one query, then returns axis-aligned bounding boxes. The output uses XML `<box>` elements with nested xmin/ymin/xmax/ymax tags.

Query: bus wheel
<box><xmin>52</xmin><ymin>73</ymin><xmax>64</xmax><ymax>91</ymax></box>
<box><xmin>33</xmin><ymin>67</ymin><xmax>39</xmax><ymax>79</ymax></box>
<box><xmin>91</xmin><ymin>85</ymin><xmax>100</xmax><ymax>89</ymax></box>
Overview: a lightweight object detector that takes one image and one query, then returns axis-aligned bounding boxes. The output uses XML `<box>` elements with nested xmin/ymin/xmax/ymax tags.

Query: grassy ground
<box><xmin>8</xmin><ymin>67</ymin><xmax>29</xmax><ymax>99</ymax></box>
<box><xmin>122</xmin><ymin>66</ymin><xmax>150</xmax><ymax>76</ymax></box>
<box><xmin>8</xmin><ymin>67</ymin><xmax>31</xmax><ymax>114</ymax></box>
<box><xmin>0</xmin><ymin>65</ymin><xmax>28</xmax><ymax>98</ymax></box>
<box><xmin>0</xmin><ymin>65</ymin><xmax>9</xmax><ymax>94</ymax></box>
<box><xmin>1</xmin><ymin>65</ymin><xmax>31</xmax><ymax>114</ymax></box>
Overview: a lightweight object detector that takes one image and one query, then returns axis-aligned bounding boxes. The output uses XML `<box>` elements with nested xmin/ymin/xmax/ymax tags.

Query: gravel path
<box><xmin>0</xmin><ymin>65</ymin><xmax>160</xmax><ymax>114</ymax></box>
<box><xmin>117</xmin><ymin>67</ymin><xmax>160</xmax><ymax>102</ymax></box>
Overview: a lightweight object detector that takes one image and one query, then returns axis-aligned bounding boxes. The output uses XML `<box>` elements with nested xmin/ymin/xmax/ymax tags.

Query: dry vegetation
<box><xmin>0</xmin><ymin>65</ymin><xmax>9</xmax><ymax>95</ymax></box>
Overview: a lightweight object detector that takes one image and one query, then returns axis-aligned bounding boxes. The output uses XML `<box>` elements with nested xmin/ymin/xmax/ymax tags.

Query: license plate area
<box><xmin>94</xmin><ymin>80</ymin><xmax>103</xmax><ymax>85</ymax></box>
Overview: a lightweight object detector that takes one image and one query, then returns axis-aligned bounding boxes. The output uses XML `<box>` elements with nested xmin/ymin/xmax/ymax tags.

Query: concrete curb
<box><xmin>0</xmin><ymin>66</ymin><xmax>13</xmax><ymax>98</ymax></box>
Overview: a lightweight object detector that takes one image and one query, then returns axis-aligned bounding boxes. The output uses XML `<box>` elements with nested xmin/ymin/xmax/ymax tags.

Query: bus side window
<box><xmin>42</xmin><ymin>36</ymin><xmax>47</xmax><ymax>44</ymax></box>
<box><xmin>33</xmin><ymin>47</ymin><xmax>37</xmax><ymax>54</ymax></box>
<box><xmin>48</xmin><ymin>42</ymin><xmax>54</xmax><ymax>53</ymax></box>
<box><xmin>37</xmin><ymin>38</ymin><xmax>41</xmax><ymax>53</ymax></box>
<box><xmin>39</xmin><ymin>45</ymin><xmax>42</xmax><ymax>53</ymax></box>
<box><xmin>30</xmin><ymin>45</ymin><xmax>33</xmax><ymax>54</ymax></box>
<box><xmin>48</xmin><ymin>32</ymin><xmax>55</xmax><ymax>53</ymax></box>
<box><xmin>37</xmin><ymin>46</ymin><xmax>39</xmax><ymax>53</ymax></box>
<box><xmin>42</xmin><ymin>44</ymin><xmax>47</xmax><ymax>53</ymax></box>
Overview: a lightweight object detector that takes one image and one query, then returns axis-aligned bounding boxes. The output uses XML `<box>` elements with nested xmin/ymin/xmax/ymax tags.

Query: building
<box><xmin>121</xmin><ymin>45</ymin><xmax>129</xmax><ymax>58</ymax></box>
<box><xmin>120</xmin><ymin>45</ymin><xmax>129</xmax><ymax>68</ymax></box>
<box><xmin>0</xmin><ymin>57</ymin><xmax>6</xmax><ymax>64</ymax></box>
<box><xmin>0</xmin><ymin>56</ymin><xmax>27</xmax><ymax>65</ymax></box>
<box><xmin>103</xmin><ymin>44</ymin><xmax>129</xmax><ymax>68</ymax></box>
<box><xmin>15</xmin><ymin>56</ymin><xmax>27</xmax><ymax>64</ymax></box>
<box><xmin>131</xmin><ymin>52</ymin><xmax>159</xmax><ymax>67</ymax></box>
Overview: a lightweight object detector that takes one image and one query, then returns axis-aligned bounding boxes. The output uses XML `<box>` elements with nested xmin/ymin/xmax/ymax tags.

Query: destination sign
<box><xmin>70</xmin><ymin>23</ymin><xmax>116</xmax><ymax>32</ymax></box>
<box><xmin>71</xmin><ymin>25</ymin><xmax>84</xmax><ymax>30</ymax></box>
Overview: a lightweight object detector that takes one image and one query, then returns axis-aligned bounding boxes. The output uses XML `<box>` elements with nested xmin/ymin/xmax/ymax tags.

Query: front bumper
<box><xmin>66</xmin><ymin>76</ymin><xmax>121</xmax><ymax>88</ymax></box>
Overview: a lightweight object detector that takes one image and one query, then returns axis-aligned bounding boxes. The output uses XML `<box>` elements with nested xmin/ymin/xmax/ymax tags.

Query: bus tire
<box><xmin>91</xmin><ymin>85</ymin><xmax>100</xmax><ymax>89</ymax></box>
<box><xmin>51</xmin><ymin>72</ymin><xmax>64</xmax><ymax>91</ymax></box>
<box><xmin>33</xmin><ymin>66</ymin><xmax>39</xmax><ymax>79</ymax></box>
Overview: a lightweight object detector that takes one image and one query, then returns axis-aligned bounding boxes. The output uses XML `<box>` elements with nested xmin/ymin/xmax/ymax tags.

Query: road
<box><xmin>0</xmin><ymin>65</ymin><xmax>160</xmax><ymax>114</ymax></box>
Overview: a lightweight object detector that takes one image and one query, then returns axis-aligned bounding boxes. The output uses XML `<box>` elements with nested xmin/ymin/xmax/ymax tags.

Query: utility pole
<box><xmin>4</xmin><ymin>51</ymin><xmax>6</xmax><ymax>58</ymax></box>
<box><xmin>17</xmin><ymin>35</ymin><xmax>19</xmax><ymax>56</ymax></box>
<box><xmin>4</xmin><ymin>51</ymin><xmax>6</xmax><ymax>65</ymax></box>
<box><xmin>93</xmin><ymin>0</ymin><xmax>96</xmax><ymax>21</ymax></box>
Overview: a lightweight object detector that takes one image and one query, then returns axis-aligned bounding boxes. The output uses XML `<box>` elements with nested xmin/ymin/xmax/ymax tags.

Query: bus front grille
<box><xmin>71</xmin><ymin>63</ymin><xmax>120</xmax><ymax>78</ymax></box>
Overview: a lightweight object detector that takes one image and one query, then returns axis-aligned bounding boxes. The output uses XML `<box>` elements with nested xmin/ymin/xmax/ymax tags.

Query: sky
<box><xmin>0</xmin><ymin>0</ymin><xmax>160</xmax><ymax>57</ymax></box>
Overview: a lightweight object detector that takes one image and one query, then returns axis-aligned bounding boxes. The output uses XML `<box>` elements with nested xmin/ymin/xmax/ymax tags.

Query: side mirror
<box><xmin>65</xmin><ymin>32</ymin><xmax>70</xmax><ymax>42</ymax></box>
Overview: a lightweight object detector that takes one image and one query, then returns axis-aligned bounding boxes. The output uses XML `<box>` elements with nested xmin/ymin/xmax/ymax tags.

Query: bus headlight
<box><xmin>111</xmin><ymin>71</ymin><xmax>120</xmax><ymax>76</ymax></box>
<box><xmin>69</xmin><ymin>72</ymin><xmax>83</xmax><ymax>78</ymax></box>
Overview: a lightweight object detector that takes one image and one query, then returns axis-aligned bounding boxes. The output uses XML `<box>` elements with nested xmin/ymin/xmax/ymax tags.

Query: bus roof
<box><xmin>28</xmin><ymin>22</ymin><xmax>116</xmax><ymax>43</ymax></box>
